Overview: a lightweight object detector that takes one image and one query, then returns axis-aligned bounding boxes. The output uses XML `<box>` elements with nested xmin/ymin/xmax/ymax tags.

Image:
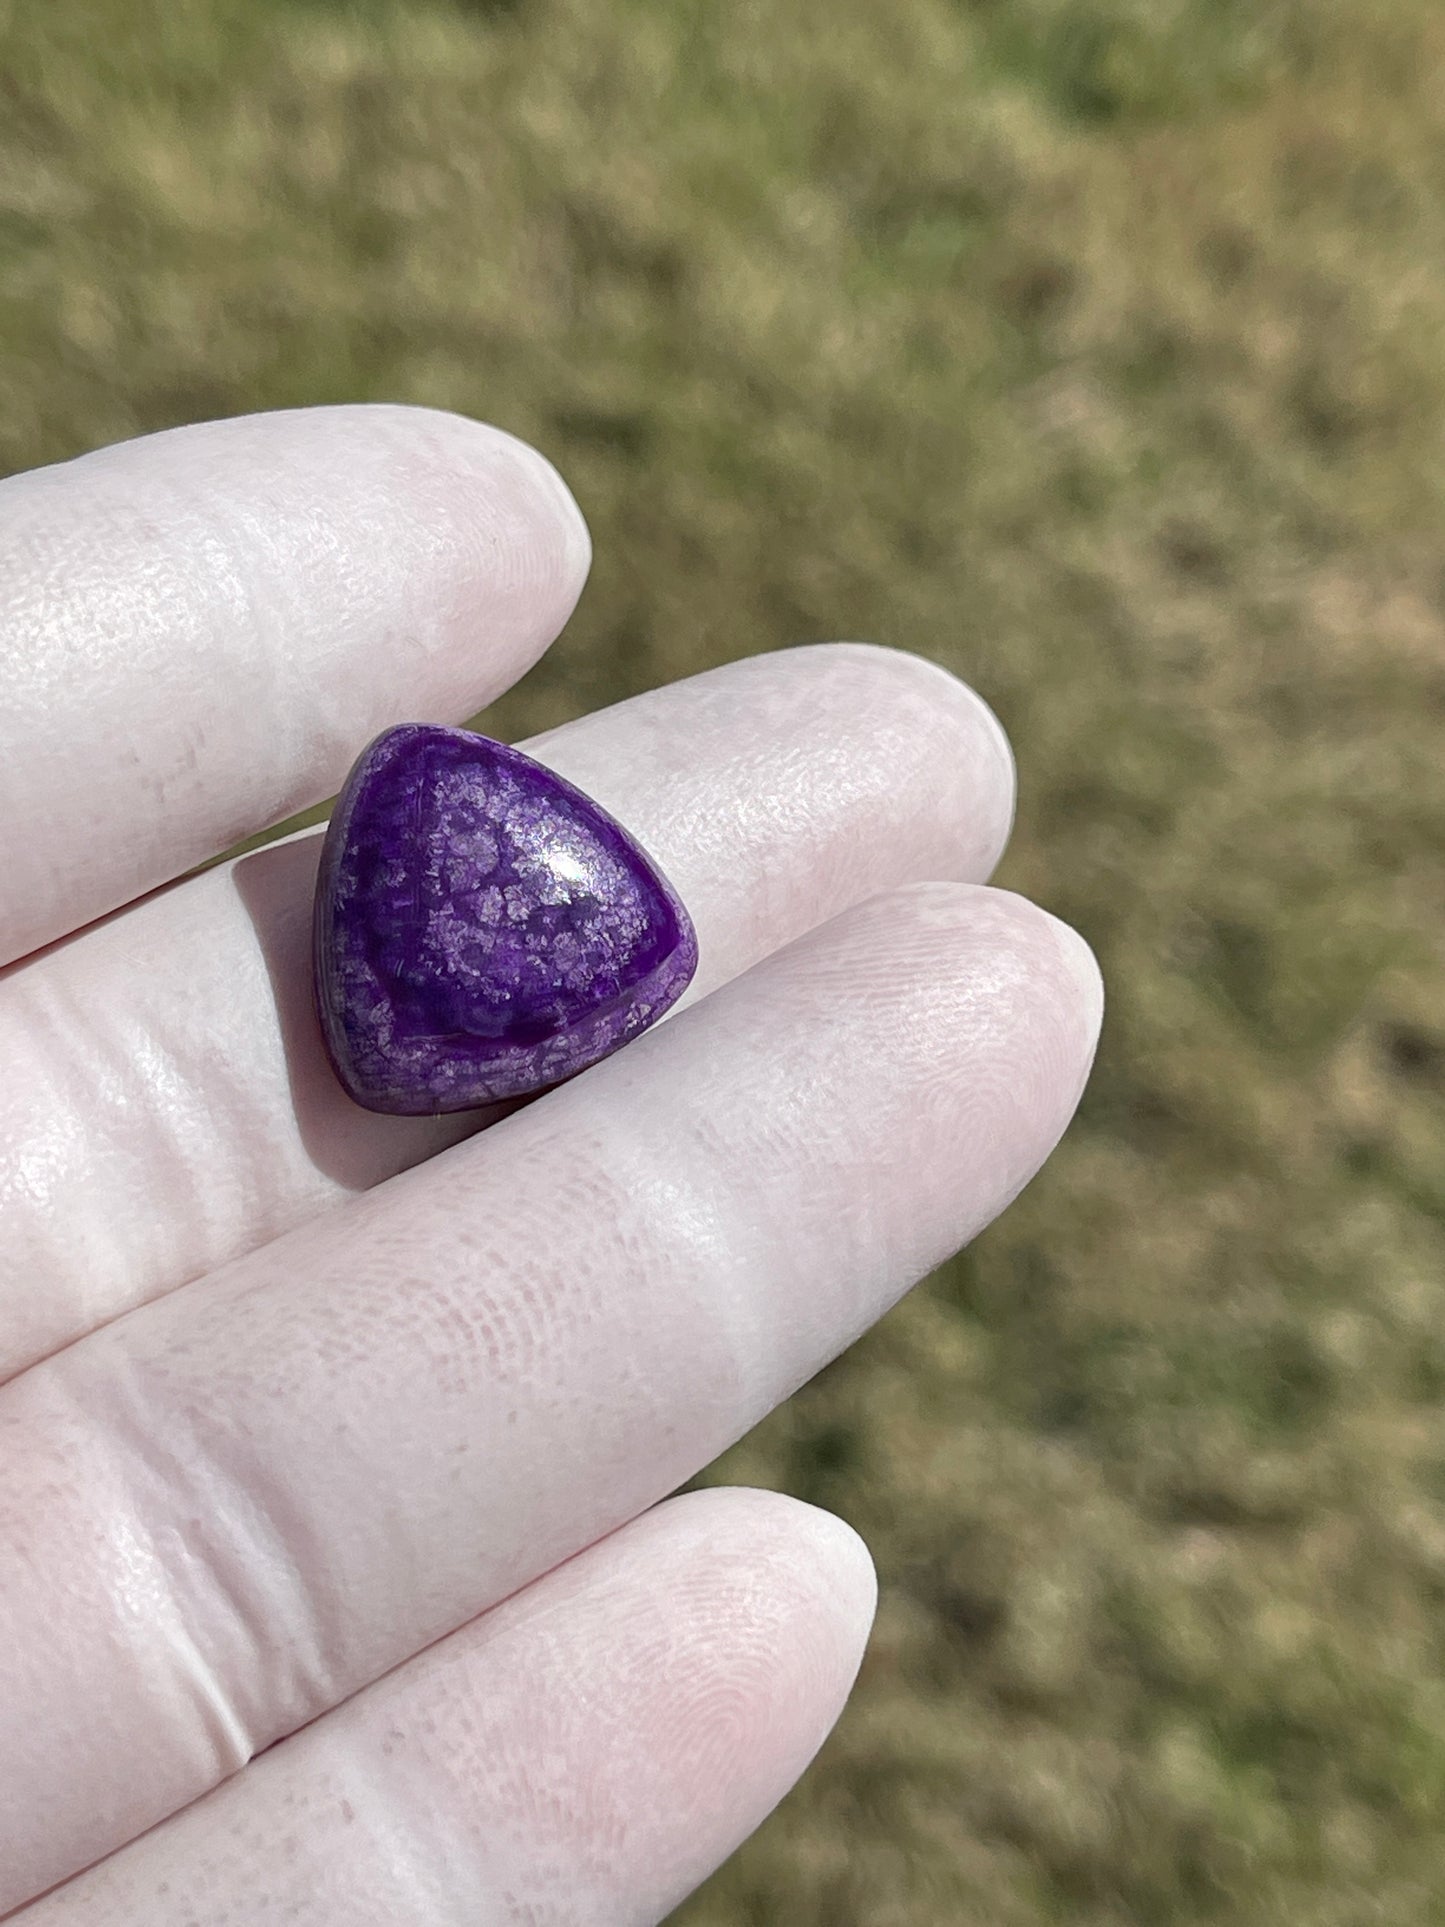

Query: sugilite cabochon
<box><xmin>313</xmin><ymin>724</ymin><xmax>699</xmax><ymax>1114</ymax></box>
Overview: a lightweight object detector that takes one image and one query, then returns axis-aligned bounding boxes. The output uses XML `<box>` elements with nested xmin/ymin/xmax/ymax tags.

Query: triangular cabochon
<box><xmin>313</xmin><ymin>725</ymin><xmax>698</xmax><ymax>1115</ymax></box>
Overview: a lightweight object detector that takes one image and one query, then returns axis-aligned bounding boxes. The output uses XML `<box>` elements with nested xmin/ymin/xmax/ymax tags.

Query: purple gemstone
<box><xmin>312</xmin><ymin>724</ymin><xmax>699</xmax><ymax>1114</ymax></box>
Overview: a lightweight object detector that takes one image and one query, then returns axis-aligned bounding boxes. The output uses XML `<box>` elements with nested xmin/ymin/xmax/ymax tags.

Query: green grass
<box><xmin>5</xmin><ymin>0</ymin><xmax>1445</xmax><ymax>1918</ymax></box>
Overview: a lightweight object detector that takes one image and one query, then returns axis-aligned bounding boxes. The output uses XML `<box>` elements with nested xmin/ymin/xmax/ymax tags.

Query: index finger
<box><xmin>0</xmin><ymin>404</ymin><xmax>591</xmax><ymax>965</ymax></box>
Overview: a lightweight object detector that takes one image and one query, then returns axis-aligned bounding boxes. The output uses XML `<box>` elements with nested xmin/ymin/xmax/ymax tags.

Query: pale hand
<box><xmin>0</xmin><ymin>407</ymin><xmax>1102</xmax><ymax>1924</ymax></box>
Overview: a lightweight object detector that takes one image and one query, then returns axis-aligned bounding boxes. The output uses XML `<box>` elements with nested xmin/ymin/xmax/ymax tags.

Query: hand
<box><xmin>0</xmin><ymin>405</ymin><xmax>1101</xmax><ymax>1924</ymax></box>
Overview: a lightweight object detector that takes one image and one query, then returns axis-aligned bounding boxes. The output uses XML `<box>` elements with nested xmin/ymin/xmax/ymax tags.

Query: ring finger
<box><xmin>18</xmin><ymin>1488</ymin><xmax>875</xmax><ymax>1927</ymax></box>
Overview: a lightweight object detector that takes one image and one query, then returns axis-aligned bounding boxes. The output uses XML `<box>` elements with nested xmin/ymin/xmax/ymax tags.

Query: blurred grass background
<box><xmin>4</xmin><ymin>0</ymin><xmax>1445</xmax><ymax>1918</ymax></box>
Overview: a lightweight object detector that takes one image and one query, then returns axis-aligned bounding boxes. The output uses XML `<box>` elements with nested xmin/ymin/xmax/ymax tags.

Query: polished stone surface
<box><xmin>313</xmin><ymin>724</ymin><xmax>698</xmax><ymax>1113</ymax></box>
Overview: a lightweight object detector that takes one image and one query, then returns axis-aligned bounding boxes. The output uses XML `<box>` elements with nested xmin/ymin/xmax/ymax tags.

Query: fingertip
<box><xmin>618</xmin><ymin>1487</ymin><xmax>876</xmax><ymax>1887</ymax></box>
<box><xmin>890</xmin><ymin>878</ymin><xmax>1102</xmax><ymax>1049</ymax></box>
<box><xmin>801</xmin><ymin>642</ymin><xmax>1018</xmax><ymax>878</ymax></box>
<box><xmin>322</xmin><ymin>402</ymin><xmax>594</xmax><ymax>632</ymax></box>
<box><xmin>940</xmin><ymin>882</ymin><xmax>1103</xmax><ymax>1051</ymax></box>
<box><xmin>962</xmin><ymin>681</ymin><xmax>1018</xmax><ymax>874</ymax></box>
<box><xmin>762</xmin><ymin>880</ymin><xmax>1102</xmax><ymax>1257</ymax></box>
<box><xmin>683</xmin><ymin>1484</ymin><xmax>879</xmax><ymax>1660</ymax></box>
<box><xmin>1038</xmin><ymin>901</ymin><xmax>1106</xmax><ymax>1056</ymax></box>
<box><xmin>503</xmin><ymin>425</ymin><xmax>594</xmax><ymax>596</ymax></box>
<box><xmin>778</xmin><ymin>1498</ymin><xmax>879</xmax><ymax>1703</ymax></box>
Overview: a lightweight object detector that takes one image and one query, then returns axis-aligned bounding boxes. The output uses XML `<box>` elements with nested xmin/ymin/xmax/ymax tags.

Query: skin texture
<box><xmin>0</xmin><ymin>405</ymin><xmax>1103</xmax><ymax>1924</ymax></box>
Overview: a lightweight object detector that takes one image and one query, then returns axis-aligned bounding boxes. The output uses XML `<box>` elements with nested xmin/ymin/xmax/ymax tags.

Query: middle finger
<box><xmin>0</xmin><ymin>643</ymin><xmax>1013</xmax><ymax>1381</ymax></box>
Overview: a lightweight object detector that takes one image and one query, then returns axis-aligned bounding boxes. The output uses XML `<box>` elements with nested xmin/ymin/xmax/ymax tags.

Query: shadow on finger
<box><xmin>231</xmin><ymin>834</ymin><xmax>506</xmax><ymax>1190</ymax></box>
